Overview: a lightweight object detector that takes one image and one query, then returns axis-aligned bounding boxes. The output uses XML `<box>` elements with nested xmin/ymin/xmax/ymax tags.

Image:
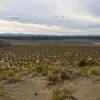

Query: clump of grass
<box><xmin>33</xmin><ymin>65</ymin><xmax>50</xmax><ymax>75</ymax></box>
<box><xmin>7</xmin><ymin>73</ymin><xmax>22</xmax><ymax>84</ymax></box>
<box><xmin>51</xmin><ymin>88</ymin><xmax>76</xmax><ymax>100</ymax></box>
<box><xmin>77</xmin><ymin>58</ymin><xmax>98</xmax><ymax>68</ymax></box>
<box><xmin>0</xmin><ymin>69</ymin><xmax>22</xmax><ymax>84</ymax></box>
<box><xmin>75</xmin><ymin>66</ymin><xmax>100</xmax><ymax>78</ymax></box>
<box><xmin>0</xmin><ymin>69</ymin><xmax>14</xmax><ymax>81</ymax></box>
<box><xmin>90</xmin><ymin>69</ymin><xmax>100</xmax><ymax>76</ymax></box>
<box><xmin>77</xmin><ymin>67</ymin><xmax>90</xmax><ymax>76</ymax></box>
<box><xmin>27</xmin><ymin>67</ymin><xmax>35</xmax><ymax>74</ymax></box>
<box><xmin>21</xmin><ymin>65</ymin><xmax>50</xmax><ymax>76</ymax></box>
<box><xmin>48</xmin><ymin>73</ymin><xmax>60</xmax><ymax>85</ymax></box>
<box><xmin>77</xmin><ymin>59</ymin><xmax>88</xmax><ymax>67</ymax></box>
<box><xmin>48</xmin><ymin>67</ymin><xmax>71</xmax><ymax>85</ymax></box>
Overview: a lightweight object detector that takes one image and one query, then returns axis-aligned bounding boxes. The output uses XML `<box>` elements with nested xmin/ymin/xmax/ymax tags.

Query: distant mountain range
<box><xmin>0</xmin><ymin>33</ymin><xmax>100</xmax><ymax>41</ymax></box>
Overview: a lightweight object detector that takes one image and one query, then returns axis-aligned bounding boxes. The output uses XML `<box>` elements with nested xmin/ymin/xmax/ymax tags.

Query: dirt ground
<box><xmin>0</xmin><ymin>76</ymin><xmax>100</xmax><ymax>100</ymax></box>
<box><xmin>0</xmin><ymin>76</ymin><xmax>51</xmax><ymax>100</ymax></box>
<box><xmin>63</xmin><ymin>77</ymin><xmax>100</xmax><ymax>100</ymax></box>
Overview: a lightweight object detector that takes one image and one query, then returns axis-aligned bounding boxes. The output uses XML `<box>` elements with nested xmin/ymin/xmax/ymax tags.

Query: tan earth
<box><xmin>0</xmin><ymin>76</ymin><xmax>100</xmax><ymax>100</ymax></box>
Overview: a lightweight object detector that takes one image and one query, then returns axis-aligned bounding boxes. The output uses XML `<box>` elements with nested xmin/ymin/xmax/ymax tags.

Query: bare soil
<box><xmin>63</xmin><ymin>77</ymin><xmax>100</xmax><ymax>100</ymax></box>
<box><xmin>0</xmin><ymin>76</ymin><xmax>100</xmax><ymax>100</ymax></box>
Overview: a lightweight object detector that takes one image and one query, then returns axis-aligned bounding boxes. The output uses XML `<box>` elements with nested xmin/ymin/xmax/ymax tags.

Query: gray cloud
<box><xmin>0</xmin><ymin>0</ymin><xmax>100</xmax><ymax>35</ymax></box>
<box><xmin>79</xmin><ymin>0</ymin><xmax>100</xmax><ymax>16</ymax></box>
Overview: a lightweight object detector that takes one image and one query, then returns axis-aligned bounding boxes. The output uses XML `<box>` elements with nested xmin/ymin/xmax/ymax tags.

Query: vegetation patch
<box><xmin>77</xmin><ymin>59</ymin><xmax>88</xmax><ymax>67</ymax></box>
<box><xmin>33</xmin><ymin>65</ymin><xmax>50</xmax><ymax>75</ymax></box>
<box><xmin>90</xmin><ymin>69</ymin><xmax>100</xmax><ymax>76</ymax></box>
<box><xmin>0</xmin><ymin>69</ymin><xmax>22</xmax><ymax>84</ymax></box>
<box><xmin>48</xmin><ymin>67</ymin><xmax>72</xmax><ymax>85</ymax></box>
<box><xmin>51</xmin><ymin>88</ymin><xmax>77</xmax><ymax>100</ymax></box>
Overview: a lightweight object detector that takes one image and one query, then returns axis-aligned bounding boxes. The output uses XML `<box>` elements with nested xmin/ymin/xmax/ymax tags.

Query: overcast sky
<box><xmin>0</xmin><ymin>0</ymin><xmax>100</xmax><ymax>35</ymax></box>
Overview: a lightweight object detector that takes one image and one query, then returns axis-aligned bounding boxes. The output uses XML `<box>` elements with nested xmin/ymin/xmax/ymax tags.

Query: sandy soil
<box><xmin>0</xmin><ymin>76</ymin><xmax>100</xmax><ymax>100</ymax></box>
<box><xmin>0</xmin><ymin>76</ymin><xmax>52</xmax><ymax>100</ymax></box>
<box><xmin>64</xmin><ymin>77</ymin><xmax>100</xmax><ymax>100</ymax></box>
<box><xmin>72</xmin><ymin>77</ymin><xmax>100</xmax><ymax>100</ymax></box>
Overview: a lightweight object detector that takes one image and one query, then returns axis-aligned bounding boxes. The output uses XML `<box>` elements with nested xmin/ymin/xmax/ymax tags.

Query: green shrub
<box><xmin>77</xmin><ymin>59</ymin><xmax>88</xmax><ymax>67</ymax></box>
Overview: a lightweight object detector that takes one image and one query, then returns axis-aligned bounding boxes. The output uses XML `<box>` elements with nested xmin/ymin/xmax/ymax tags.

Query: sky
<box><xmin>0</xmin><ymin>0</ymin><xmax>100</xmax><ymax>35</ymax></box>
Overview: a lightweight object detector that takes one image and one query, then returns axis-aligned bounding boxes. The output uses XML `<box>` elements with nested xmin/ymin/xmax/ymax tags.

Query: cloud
<box><xmin>0</xmin><ymin>19</ymin><xmax>100</xmax><ymax>35</ymax></box>
<box><xmin>0</xmin><ymin>0</ymin><xmax>100</xmax><ymax>35</ymax></box>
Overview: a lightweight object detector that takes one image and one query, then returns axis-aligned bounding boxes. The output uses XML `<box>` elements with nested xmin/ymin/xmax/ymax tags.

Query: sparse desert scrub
<box><xmin>0</xmin><ymin>69</ymin><xmax>22</xmax><ymax>84</ymax></box>
<box><xmin>33</xmin><ymin>65</ymin><xmax>50</xmax><ymax>75</ymax></box>
<box><xmin>0</xmin><ymin>43</ymin><xmax>100</xmax><ymax>84</ymax></box>
<box><xmin>89</xmin><ymin>69</ymin><xmax>100</xmax><ymax>76</ymax></box>
<box><xmin>48</xmin><ymin>67</ymin><xmax>72</xmax><ymax>85</ymax></box>
<box><xmin>0</xmin><ymin>44</ymin><xmax>100</xmax><ymax>69</ymax></box>
<box><xmin>77</xmin><ymin>59</ymin><xmax>88</xmax><ymax>67</ymax></box>
<box><xmin>0</xmin><ymin>69</ymin><xmax>14</xmax><ymax>81</ymax></box>
<box><xmin>25</xmin><ymin>65</ymin><xmax>51</xmax><ymax>76</ymax></box>
<box><xmin>51</xmin><ymin>87</ymin><xmax>77</xmax><ymax>100</ymax></box>
<box><xmin>76</xmin><ymin>67</ymin><xmax>91</xmax><ymax>76</ymax></box>
<box><xmin>87</xmin><ymin>59</ymin><xmax>98</xmax><ymax>66</ymax></box>
<box><xmin>7</xmin><ymin>73</ymin><xmax>22</xmax><ymax>84</ymax></box>
<box><xmin>77</xmin><ymin>58</ymin><xmax>99</xmax><ymax>68</ymax></box>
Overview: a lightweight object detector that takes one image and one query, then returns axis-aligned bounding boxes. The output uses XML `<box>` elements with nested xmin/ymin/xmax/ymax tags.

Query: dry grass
<box><xmin>51</xmin><ymin>87</ymin><xmax>77</xmax><ymax>100</ymax></box>
<box><xmin>48</xmin><ymin>67</ymin><xmax>72</xmax><ymax>85</ymax></box>
<box><xmin>0</xmin><ymin>69</ymin><xmax>22</xmax><ymax>84</ymax></box>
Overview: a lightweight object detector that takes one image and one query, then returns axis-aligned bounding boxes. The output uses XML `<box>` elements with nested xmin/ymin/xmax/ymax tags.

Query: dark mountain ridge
<box><xmin>0</xmin><ymin>34</ymin><xmax>100</xmax><ymax>41</ymax></box>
